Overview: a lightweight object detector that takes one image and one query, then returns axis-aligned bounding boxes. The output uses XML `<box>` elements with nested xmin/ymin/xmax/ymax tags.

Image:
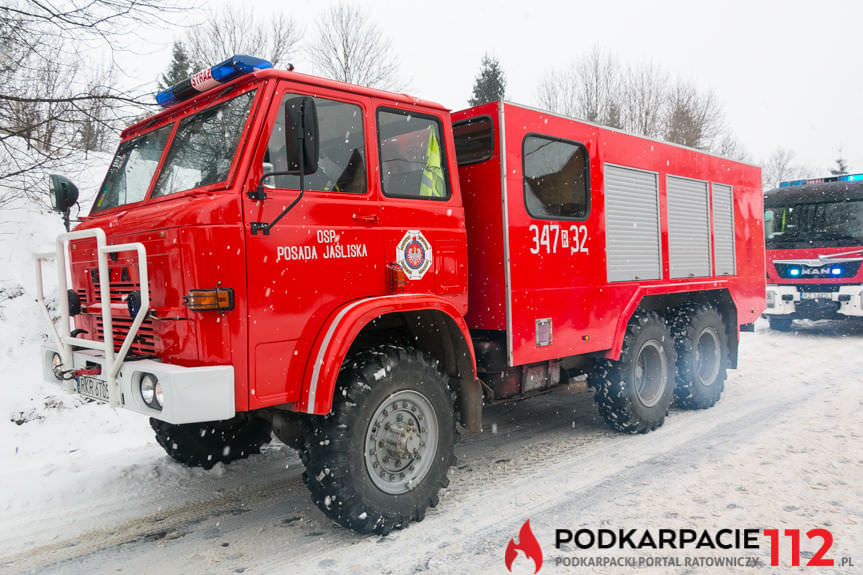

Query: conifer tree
<box><xmin>469</xmin><ymin>54</ymin><xmax>506</xmax><ymax>106</ymax></box>
<box><xmin>830</xmin><ymin>148</ymin><xmax>848</xmax><ymax>176</ymax></box>
<box><xmin>159</xmin><ymin>41</ymin><xmax>193</xmax><ymax>90</ymax></box>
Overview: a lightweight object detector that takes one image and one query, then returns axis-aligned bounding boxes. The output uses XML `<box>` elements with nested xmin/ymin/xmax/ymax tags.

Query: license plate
<box><xmin>799</xmin><ymin>292</ymin><xmax>833</xmax><ymax>300</ymax></box>
<box><xmin>77</xmin><ymin>376</ymin><xmax>109</xmax><ymax>403</ymax></box>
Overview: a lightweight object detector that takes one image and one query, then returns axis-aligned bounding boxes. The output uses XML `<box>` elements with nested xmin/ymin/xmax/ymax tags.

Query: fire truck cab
<box><xmin>35</xmin><ymin>56</ymin><xmax>764</xmax><ymax>535</ymax></box>
<box><xmin>763</xmin><ymin>175</ymin><xmax>863</xmax><ymax>330</ymax></box>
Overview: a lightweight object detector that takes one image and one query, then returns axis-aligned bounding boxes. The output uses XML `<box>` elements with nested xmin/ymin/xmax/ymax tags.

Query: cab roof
<box><xmin>764</xmin><ymin>180</ymin><xmax>863</xmax><ymax>206</ymax></box>
<box><xmin>123</xmin><ymin>67</ymin><xmax>449</xmax><ymax>139</ymax></box>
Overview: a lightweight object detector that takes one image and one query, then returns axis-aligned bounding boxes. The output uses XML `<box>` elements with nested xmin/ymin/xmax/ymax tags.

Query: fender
<box><xmin>605</xmin><ymin>287</ymin><xmax>649</xmax><ymax>361</ymax></box>
<box><xmin>297</xmin><ymin>294</ymin><xmax>476</xmax><ymax>415</ymax></box>
<box><xmin>605</xmin><ymin>283</ymin><xmax>738</xmax><ymax>360</ymax></box>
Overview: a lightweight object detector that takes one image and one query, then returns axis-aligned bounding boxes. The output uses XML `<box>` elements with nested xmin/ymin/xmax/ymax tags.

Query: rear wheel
<box><xmin>300</xmin><ymin>345</ymin><xmax>456</xmax><ymax>535</ymax></box>
<box><xmin>673</xmin><ymin>304</ymin><xmax>728</xmax><ymax>409</ymax></box>
<box><xmin>589</xmin><ymin>311</ymin><xmax>676</xmax><ymax>433</ymax></box>
<box><xmin>769</xmin><ymin>316</ymin><xmax>793</xmax><ymax>331</ymax></box>
<box><xmin>150</xmin><ymin>415</ymin><xmax>272</xmax><ymax>470</ymax></box>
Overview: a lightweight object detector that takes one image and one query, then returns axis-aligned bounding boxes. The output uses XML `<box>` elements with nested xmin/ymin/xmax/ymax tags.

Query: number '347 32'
<box><xmin>529</xmin><ymin>224</ymin><xmax>589</xmax><ymax>256</ymax></box>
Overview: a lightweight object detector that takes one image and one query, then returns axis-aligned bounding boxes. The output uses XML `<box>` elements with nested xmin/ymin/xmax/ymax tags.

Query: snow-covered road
<box><xmin>1</xmin><ymin>319</ymin><xmax>861</xmax><ymax>575</ymax></box>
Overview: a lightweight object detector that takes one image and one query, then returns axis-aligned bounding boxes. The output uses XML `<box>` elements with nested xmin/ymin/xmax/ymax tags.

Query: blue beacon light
<box><xmin>156</xmin><ymin>55</ymin><xmax>273</xmax><ymax>108</ymax></box>
<box><xmin>830</xmin><ymin>267</ymin><xmax>843</xmax><ymax>276</ymax></box>
<box><xmin>780</xmin><ymin>173</ymin><xmax>863</xmax><ymax>187</ymax></box>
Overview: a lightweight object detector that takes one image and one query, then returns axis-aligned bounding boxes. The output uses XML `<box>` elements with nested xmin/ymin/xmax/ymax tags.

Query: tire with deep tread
<box><xmin>588</xmin><ymin>311</ymin><xmax>676</xmax><ymax>434</ymax></box>
<box><xmin>150</xmin><ymin>415</ymin><xmax>272</xmax><ymax>470</ymax></box>
<box><xmin>768</xmin><ymin>316</ymin><xmax>793</xmax><ymax>331</ymax></box>
<box><xmin>300</xmin><ymin>345</ymin><xmax>456</xmax><ymax>535</ymax></box>
<box><xmin>672</xmin><ymin>304</ymin><xmax>728</xmax><ymax>409</ymax></box>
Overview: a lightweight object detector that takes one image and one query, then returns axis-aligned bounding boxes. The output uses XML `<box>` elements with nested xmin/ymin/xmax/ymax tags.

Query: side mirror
<box><xmin>284</xmin><ymin>96</ymin><xmax>319</xmax><ymax>175</ymax></box>
<box><xmin>48</xmin><ymin>174</ymin><xmax>79</xmax><ymax>213</ymax></box>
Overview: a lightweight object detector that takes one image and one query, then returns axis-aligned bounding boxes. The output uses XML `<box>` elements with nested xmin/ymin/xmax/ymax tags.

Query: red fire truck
<box><xmin>36</xmin><ymin>55</ymin><xmax>764</xmax><ymax>534</ymax></box>
<box><xmin>763</xmin><ymin>175</ymin><xmax>863</xmax><ymax>330</ymax></box>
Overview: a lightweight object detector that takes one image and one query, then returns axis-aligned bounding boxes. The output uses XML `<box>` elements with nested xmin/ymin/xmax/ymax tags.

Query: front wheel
<box><xmin>589</xmin><ymin>311</ymin><xmax>676</xmax><ymax>434</ymax></box>
<box><xmin>300</xmin><ymin>345</ymin><xmax>456</xmax><ymax>534</ymax></box>
<box><xmin>150</xmin><ymin>415</ymin><xmax>272</xmax><ymax>470</ymax></box>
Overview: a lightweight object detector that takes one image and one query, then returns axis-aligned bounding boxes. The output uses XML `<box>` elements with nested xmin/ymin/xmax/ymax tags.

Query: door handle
<box><xmin>353</xmin><ymin>213</ymin><xmax>379</xmax><ymax>224</ymax></box>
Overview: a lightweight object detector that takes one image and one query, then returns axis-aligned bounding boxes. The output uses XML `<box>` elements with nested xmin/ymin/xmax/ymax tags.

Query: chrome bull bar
<box><xmin>35</xmin><ymin>228</ymin><xmax>149</xmax><ymax>407</ymax></box>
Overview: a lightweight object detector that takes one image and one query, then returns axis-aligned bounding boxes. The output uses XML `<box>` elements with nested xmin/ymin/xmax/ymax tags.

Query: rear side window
<box><xmin>453</xmin><ymin>116</ymin><xmax>493</xmax><ymax>165</ymax></box>
<box><xmin>523</xmin><ymin>135</ymin><xmax>589</xmax><ymax>219</ymax></box>
<box><xmin>378</xmin><ymin>109</ymin><xmax>450</xmax><ymax>200</ymax></box>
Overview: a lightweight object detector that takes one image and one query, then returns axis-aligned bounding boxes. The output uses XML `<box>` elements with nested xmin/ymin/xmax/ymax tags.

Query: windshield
<box><xmin>765</xmin><ymin>200</ymin><xmax>863</xmax><ymax>249</ymax></box>
<box><xmin>153</xmin><ymin>90</ymin><xmax>256</xmax><ymax>198</ymax></box>
<box><xmin>90</xmin><ymin>90</ymin><xmax>256</xmax><ymax>214</ymax></box>
<box><xmin>91</xmin><ymin>124</ymin><xmax>172</xmax><ymax>213</ymax></box>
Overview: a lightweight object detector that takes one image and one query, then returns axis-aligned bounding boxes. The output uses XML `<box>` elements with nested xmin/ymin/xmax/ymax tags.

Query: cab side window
<box><xmin>265</xmin><ymin>94</ymin><xmax>366</xmax><ymax>193</ymax></box>
<box><xmin>523</xmin><ymin>135</ymin><xmax>589</xmax><ymax>219</ymax></box>
<box><xmin>377</xmin><ymin>109</ymin><xmax>449</xmax><ymax>200</ymax></box>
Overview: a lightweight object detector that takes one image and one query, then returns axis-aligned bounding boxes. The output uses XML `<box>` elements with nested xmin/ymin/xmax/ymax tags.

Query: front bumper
<box><xmin>764</xmin><ymin>284</ymin><xmax>863</xmax><ymax>318</ymax></box>
<box><xmin>41</xmin><ymin>344</ymin><xmax>235</xmax><ymax>424</ymax></box>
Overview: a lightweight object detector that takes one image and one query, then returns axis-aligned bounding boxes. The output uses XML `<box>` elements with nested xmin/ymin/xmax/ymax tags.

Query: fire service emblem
<box><xmin>396</xmin><ymin>230</ymin><xmax>433</xmax><ymax>280</ymax></box>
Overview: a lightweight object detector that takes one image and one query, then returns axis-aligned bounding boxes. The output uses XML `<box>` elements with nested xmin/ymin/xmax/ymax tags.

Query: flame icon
<box><xmin>505</xmin><ymin>520</ymin><xmax>543</xmax><ymax>573</ymax></box>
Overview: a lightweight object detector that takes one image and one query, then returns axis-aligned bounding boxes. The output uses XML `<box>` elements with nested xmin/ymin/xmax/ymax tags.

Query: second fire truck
<box><xmin>764</xmin><ymin>175</ymin><xmax>863</xmax><ymax>330</ymax></box>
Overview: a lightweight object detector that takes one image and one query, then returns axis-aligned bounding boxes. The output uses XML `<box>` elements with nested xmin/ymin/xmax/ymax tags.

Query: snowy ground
<box><xmin>0</xmin><ymin>174</ymin><xmax>861</xmax><ymax>574</ymax></box>
<box><xmin>0</xmin><ymin>312</ymin><xmax>861</xmax><ymax>574</ymax></box>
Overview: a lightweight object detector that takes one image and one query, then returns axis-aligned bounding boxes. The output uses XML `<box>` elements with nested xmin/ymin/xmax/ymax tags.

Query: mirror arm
<box><xmin>250</xmin><ymin>189</ymin><xmax>303</xmax><ymax>235</ymax></box>
<box><xmin>248</xmin><ymin>170</ymin><xmax>301</xmax><ymax>201</ymax></box>
<box><xmin>250</xmin><ymin>97</ymin><xmax>312</xmax><ymax>236</ymax></box>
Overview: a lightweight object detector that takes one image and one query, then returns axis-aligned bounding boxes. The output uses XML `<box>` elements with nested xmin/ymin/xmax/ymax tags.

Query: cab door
<box><xmin>243</xmin><ymin>85</ymin><xmax>381</xmax><ymax>408</ymax></box>
<box><xmin>375</xmin><ymin>106</ymin><xmax>468</xmax><ymax>308</ymax></box>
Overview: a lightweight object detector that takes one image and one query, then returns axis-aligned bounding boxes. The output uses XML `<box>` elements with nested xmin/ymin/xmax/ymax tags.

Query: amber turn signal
<box><xmin>184</xmin><ymin>288</ymin><xmax>234</xmax><ymax>311</ymax></box>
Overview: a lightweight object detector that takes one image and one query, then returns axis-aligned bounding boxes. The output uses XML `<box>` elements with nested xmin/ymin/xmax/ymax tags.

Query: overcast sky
<box><xmin>125</xmin><ymin>0</ymin><xmax>861</xmax><ymax>175</ymax></box>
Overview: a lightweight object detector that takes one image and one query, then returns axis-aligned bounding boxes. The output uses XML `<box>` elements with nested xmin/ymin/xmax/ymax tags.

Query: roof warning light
<box><xmin>156</xmin><ymin>54</ymin><xmax>273</xmax><ymax>108</ymax></box>
<box><xmin>779</xmin><ymin>173</ymin><xmax>863</xmax><ymax>188</ymax></box>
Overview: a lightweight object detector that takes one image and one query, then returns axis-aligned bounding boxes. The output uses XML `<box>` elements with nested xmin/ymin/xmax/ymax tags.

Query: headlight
<box><xmin>766</xmin><ymin>291</ymin><xmax>775</xmax><ymax>307</ymax></box>
<box><xmin>51</xmin><ymin>352</ymin><xmax>64</xmax><ymax>381</ymax></box>
<box><xmin>140</xmin><ymin>374</ymin><xmax>162</xmax><ymax>411</ymax></box>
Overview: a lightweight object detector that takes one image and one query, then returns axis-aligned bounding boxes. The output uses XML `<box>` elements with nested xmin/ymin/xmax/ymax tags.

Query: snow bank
<box><xmin>0</xmin><ymin>149</ymin><xmax>157</xmax><ymax>490</ymax></box>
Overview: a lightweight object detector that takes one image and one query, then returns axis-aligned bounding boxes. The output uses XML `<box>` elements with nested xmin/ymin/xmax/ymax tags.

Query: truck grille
<box><xmin>775</xmin><ymin>261</ymin><xmax>862</xmax><ymax>280</ymax></box>
<box><xmin>89</xmin><ymin>279</ymin><xmax>142</xmax><ymax>304</ymax></box>
<box><xmin>86</xmin><ymin>267</ymin><xmax>155</xmax><ymax>356</ymax></box>
<box><xmin>97</xmin><ymin>317</ymin><xmax>156</xmax><ymax>356</ymax></box>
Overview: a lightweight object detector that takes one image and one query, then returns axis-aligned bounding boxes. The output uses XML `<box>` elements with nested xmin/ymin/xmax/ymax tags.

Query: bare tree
<box><xmin>307</xmin><ymin>3</ymin><xmax>400</xmax><ymax>89</ymax></box>
<box><xmin>0</xmin><ymin>0</ymin><xmax>178</xmax><ymax>208</ymax></box>
<box><xmin>537</xmin><ymin>68</ymin><xmax>581</xmax><ymax>119</ymax></box>
<box><xmin>184</xmin><ymin>5</ymin><xmax>301</xmax><ymax>71</ymax></box>
<box><xmin>576</xmin><ymin>47</ymin><xmax>622</xmax><ymax>128</ymax></box>
<box><xmin>663</xmin><ymin>82</ymin><xmax>723</xmax><ymax>149</ymax></box>
<box><xmin>537</xmin><ymin>48</ymin><xmax>621</xmax><ymax>127</ymax></box>
<box><xmin>536</xmin><ymin>50</ymin><xmax>739</xmax><ymax>155</ymax></box>
<box><xmin>714</xmin><ymin>133</ymin><xmax>750</xmax><ymax>162</ymax></box>
<box><xmin>620</xmin><ymin>62</ymin><xmax>667</xmax><ymax>140</ymax></box>
<box><xmin>761</xmin><ymin>148</ymin><xmax>814</xmax><ymax>190</ymax></box>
